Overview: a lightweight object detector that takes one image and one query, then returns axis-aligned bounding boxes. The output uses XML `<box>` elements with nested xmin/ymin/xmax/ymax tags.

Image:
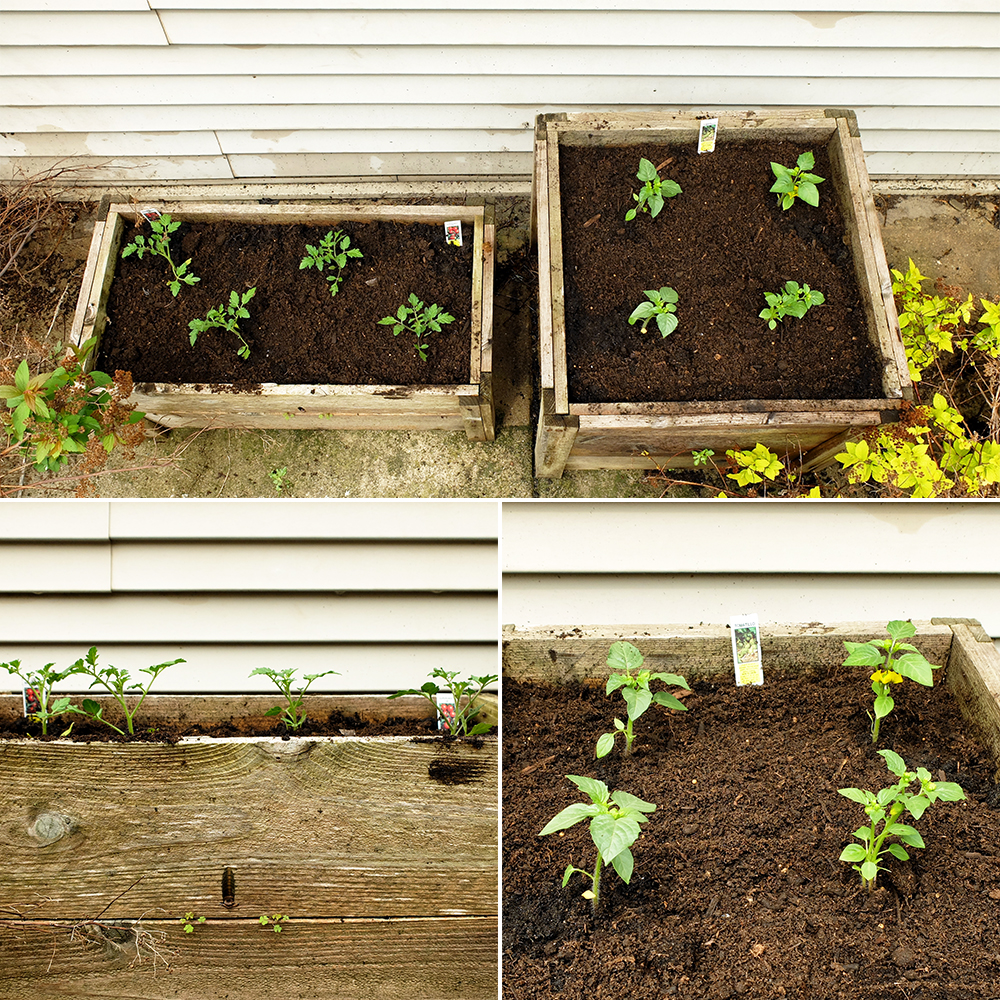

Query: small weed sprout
<box><xmin>259</xmin><ymin>913</ymin><xmax>289</xmax><ymax>933</ymax></box>
<box><xmin>628</xmin><ymin>287</ymin><xmax>679</xmax><ymax>337</ymax></box>
<box><xmin>725</xmin><ymin>444</ymin><xmax>784</xmax><ymax>488</ymax></box>
<box><xmin>180</xmin><ymin>912</ymin><xmax>206</xmax><ymax>934</ymax></box>
<box><xmin>769</xmin><ymin>151</ymin><xmax>825</xmax><ymax>211</ymax></box>
<box><xmin>842</xmin><ymin>620</ymin><xmax>940</xmax><ymax>744</ymax></box>
<box><xmin>760</xmin><ymin>281</ymin><xmax>825</xmax><ymax>330</ymax></box>
<box><xmin>121</xmin><ymin>214</ymin><xmax>200</xmax><ymax>297</ymax></box>
<box><xmin>268</xmin><ymin>466</ymin><xmax>288</xmax><ymax>492</ymax></box>
<box><xmin>188</xmin><ymin>287</ymin><xmax>257</xmax><ymax>360</ymax></box>
<box><xmin>838</xmin><ymin>749</ymin><xmax>965</xmax><ymax>891</ymax></box>
<box><xmin>250</xmin><ymin>666</ymin><xmax>340</xmax><ymax>730</ymax></box>
<box><xmin>378</xmin><ymin>293</ymin><xmax>455</xmax><ymax>360</ymax></box>
<box><xmin>596</xmin><ymin>640</ymin><xmax>689</xmax><ymax>758</ymax></box>
<box><xmin>388</xmin><ymin>667</ymin><xmax>499</xmax><ymax>736</ymax></box>
<box><xmin>539</xmin><ymin>775</ymin><xmax>656</xmax><ymax>913</ymax></box>
<box><xmin>0</xmin><ymin>658</ymin><xmax>79</xmax><ymax>735</ymax></box>
<box><xmin>300</xmin><ymin>229</ymin><xmax>363</xmax><ymax>299</ymax></box>
<box><xmin>625</xmin><ymin>158</ymin><xmax>682</xmax><ymax>222</ymax></box>
<box><xmin>692</xmin><ymin>448</ymin><xmax>715</xmax><ymax>467</ymax></box>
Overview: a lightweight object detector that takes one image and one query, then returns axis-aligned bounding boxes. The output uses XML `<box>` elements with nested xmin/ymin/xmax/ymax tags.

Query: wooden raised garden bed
<box><xmin>0</xmin><ymin>693</ymin><xmax>498</xmax><ymax>998</ymax></box>
<box><xmin>533</xmin><ymin>110</ymin><xmax>909</xmax><ymax>477</ymax></box>
<box><xmin>502</xmin><ymin>620</ymin><xmax>1000</xmax><ymax>998</ymax></box>
<box><xmin>71</xmin><ymin>202</ymin><xmax>495</xmax><ymax>441</ymax></box>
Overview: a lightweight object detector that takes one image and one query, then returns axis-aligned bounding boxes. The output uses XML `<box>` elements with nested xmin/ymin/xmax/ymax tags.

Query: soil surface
<box><xmin>558</xmin><ymin>140</ymin><xmax>884</xmax><ymax>403</ymax></box>
<box><xmin>503</xmin><ymin>673</ymin><xmax>1000</xmax><ymax>999</ymax></box>
<box><xmin>100</xmin><ymin>217</ymin><xmax>474</xmax><ymax>386</ymax></box>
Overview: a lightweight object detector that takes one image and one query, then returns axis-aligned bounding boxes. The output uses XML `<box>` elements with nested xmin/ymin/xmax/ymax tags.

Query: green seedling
<box><xmin>250</xmin><ymin>666</ymin><xmax>340</xmax><ymax>731</ymax></box>
<box><xmin>760</xmin><ymin>281</ymin><xmax>825</xmax><ymax>330</ymax></box>
<box><xmin>259</xmin><ymin>914</ymin><xmax>289</xmax><ymax>933</ymax></box>
<box><xmin>725</xmin><ymin>444</ymin><xmax>784</xmax><ymax>488</ymax></box>
<box><xmin>769</xmin><ymin>151</ymin><xmax>825</xmax><ymax>210</ymax></box>
<box><xmin>0</xmin><ymin>658</ymin><xmax>80</xmax><ymax>736</ymax></box>
<box><xmin>121</xmin><ymin>214</ymin><xmax>200</xmax><ymax>297</ymax></box>
<box><xmin>842</xmin><ymin>620</ymin><xmax>940</xmax><ymax>744</ymax></box>
<box><xmin>838</xmin><ymin>749</ymin><xmax>965</xmax><ymax>891</ymax></box>
<box><xmin>539</xmin><ymin>775</ymin><xmax>656</xmax><ymax>913</ymax></box>
<box><xmin>596</xmin><ymin>640</ymin><xmax>689</xmax><ymax>758</ymax></box>
<box><xmin>300</xmin><ymin>229</ymin><xmax>363</xmax><ymax>299</ymax></box>
<box><xmin>692</xmin><ymin>448</ymin><xmax>715</xmax><ymax>467</ymax></box>
<box><xmin>188</xmin><ymin>287</ymin><xmax>257</xmax><ymax>360</ymax></box>
<box><xmin>71</xmin><ymin>646</ymin><xmax>185</xmax><ymax>736</ymax></box>
<box><xmin>378</xmin><ymin>293</ymin><xmax>455</xmax><ymax>361</ymax></box>
<box><xmin>388</xmin><ymin>667</ymin><xmax>499</xmax><ymax>737</ymax></box>
<box><xmin>180</xmin><ymin>912</ymin><xmax>206</xmax><ymax>934</ymax></box>
<box><xmin>268</xmin><ymin>466</ymin><xmax>288</xmax><ymax>492</ymax></box>
<box><xmin>628</xmin><ymin>286</ymin><xmax>679</xmax><ymax>337</ymax></box>
<box><xmin>625</xmin><ymin>158</ymin><xmax>682</xmax><ymax>222</ymax></box>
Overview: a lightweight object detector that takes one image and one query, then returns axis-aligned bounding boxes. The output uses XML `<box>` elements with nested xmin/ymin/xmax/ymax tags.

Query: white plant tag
<box><xmin>444</xmin><ymin>220</ymin><xmax>463</xmax><ymax>247</ymax></box>
<box><xmin>435</xmin><ymin>690</ymin><xmax>457</xmax><ymax>731</ymax></box>
<box><xmin>22</xmin><ymin>687</ymin><xmax>41</xmax><ymax>717</ymax></box>
<box><xmin>698</xmin><ymin>118</ymin><xmax>719</xmax><ymax>154</ymax></box>
<box><xmin>730</xmin><ymin>614</ymin><xmax>763</xmax><ymax>686</ymax></box>
<box><xmin>140</xmin><ymin>208</ymin><xmax>162</xmax><ymax>222</ymax></box>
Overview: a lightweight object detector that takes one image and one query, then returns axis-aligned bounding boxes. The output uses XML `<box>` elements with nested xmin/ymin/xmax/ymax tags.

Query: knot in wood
<box><xmin>29</xmin><ymin>811</ymin><xmax>76</xmax><ymax>846</ymax></box>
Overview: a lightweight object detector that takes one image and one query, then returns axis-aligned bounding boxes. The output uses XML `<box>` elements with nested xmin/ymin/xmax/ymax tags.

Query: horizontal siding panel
<box><xmin>0</xmin><ymin>10</ymin><xmax>167</xmax><ymax>44</ymax></box>
<box><xmin>0</xmin><ymin>544</ymin><xmax>110</xmax><ymax>593</ymax></box>
<box><xmin>227</xmin><ymin>151</ymin><xmax>529</xmax><ymax>177</ymax></box>
<box><xmin>1</xmin><ymin>1</ymin><xmax>149</xmax><ymax>8</ymax></box>
<box><xmin>866</xmin><ymin>150</ymin><xmax>1000</xmax><ymax>174</ymax></box>
<box><xmin>0</xmin><ymin>500</ymin><xmax>108</xmax><ymax>538</ymax></box>
<box><xmin>864</xmin><ymin>129</ymin><xmax>1000</xmax><ymax>153</ymax></box>
<box><xmin>146</xmin><ymin>1</ymin><xmax>1000</xmax><ymax>11</ymax></box>
<box><xmin>0</xmin><ymin>131</ymin><xmax>222</xmax><ymax>157</ymax></box>
<box><xmin>0</xmin><ymin>154</ymin><xmax>235</xmax><ymax>179</ymax></box>
<box><xmin>217</xmin><ymin>129</ymin><xmax>528</xmax><ymax>154</ymax></box>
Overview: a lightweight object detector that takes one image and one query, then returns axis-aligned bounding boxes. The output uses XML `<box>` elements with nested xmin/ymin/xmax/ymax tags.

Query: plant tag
<box><xmin>444</xmin><ymin>220</ymin><xmax>463</xmax><ymax>247</ymax></box>
<box><xmin>435</xmin><ymin>690</ymin><xmax>457</xmax><ymax>731</ymax></box>
<box><xmin>698</xmin><ymin>118</ymin><xmax>719</xmax><ymax>155</ymax></box>
<box><xmin>22</xmin><ymin>687</ymin><xmax>41</xmax><ymax>717</ymax></box>
<box><xmin>140</xmin><ymin>208</ymin><xmax>162</xmax><ymax>222</ymax></box>
<box><xmin>730</xmin><ymin>614</ymin><xmax>763</xmax><ymax>686</ymax></box>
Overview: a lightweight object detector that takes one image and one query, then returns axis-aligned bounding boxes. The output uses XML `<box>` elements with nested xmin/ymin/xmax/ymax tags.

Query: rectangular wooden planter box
<box><xmin>0</xmin><ymin>694</ymin><xmax>498</xmax><ymax>999</ymax></box>
<box><xmin>71</xmin><ymin>202</ymin><xmax>496</xmax><ymax>442</ymax></box>
<box><xmin>503</xmin><ymin>620</ymin><xmax>1000</xmax><ymax>776</ymax></box>
<box><xmin>533</xmin><ymin>109</ymin><xmax>910</xmax><ymax>478</ymax></box>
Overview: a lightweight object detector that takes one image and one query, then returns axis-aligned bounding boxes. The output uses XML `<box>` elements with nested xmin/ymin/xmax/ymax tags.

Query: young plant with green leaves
<box><xmin>725</xmin><ymin>443</ymin><xmax>784</xmax><ymax>489</ymax></box>
<box><xmin>378</xmin><ymin>293</ymin><xmax>454</xmax><ymax>361</ymax></box>
<box><xmin>628</xmin><ymin>286</ymin><xmax>679</xmax><ymax>337</ymax></box>
<box><xmin>539</xmin><ymin>775</ymin><xmax>656</xmax><ymax>913</ymax></box>
<box><xmin>249</xmin><ymin>666</ymin><xmax>340</xmax><ymax>731</ymax></box>
<box><xmin>769</xmin><ymin>151</ymin><xmax>825</xmax><ymax>211</ymax></box>
<box><xmin>268</xmin><ymin>466</ymin><xmax>288</xmax><ymax>492</ymax></box>
<box><xmin>838</xmin><ymin>749</ymin><xmax>965</xmax><ymax>891</ymax></box>
<box><xmin>259</xmin><ymin>914</ymin><xmax>289</xmax><ymax>933</ymax></box>
<box><xmin>625</xmin><ymin>158</ymin><xmax>682</xmax><ymax>222</ymax></box>
<box><xmin>180</xmin><ymin>913</ymin><xmax>206</xmax><ymax>935</ymax></box>
<box><xmin>596</xmin><ymin>640</ymin><xmax>689</xmax><ymax>758</ymax></box>
<box><xmin>388</xmin><ymin>667</ymin><xmax>499</xmax><ymax>737</ymax></box>
<box><xmin>760</xmin><ymin>281</ymin><xmax>825</xmax><ymax>330</ymax></box>
<box><xmin>121</xmin><ymin>214</ymin><xmax>200</xmax><ymax>297</ymax></box>
<box><xmin>188</xmin><ymin>287</ymin><xmax>257</xmax><ymax>360</ymax></box>
<box><xmin>300</xmin><ymin>229</ymin><xmax>363</xmax><ymax>299</ymax></box>
<box><xmin>842</xmin><ymin>620</ymin><xmax>940</xmax><ymax>744</ymax></box>
<box><xmin>0</xmin><ymin>657</ymin><xmax>81</xmax><ymax>736</ymax></box>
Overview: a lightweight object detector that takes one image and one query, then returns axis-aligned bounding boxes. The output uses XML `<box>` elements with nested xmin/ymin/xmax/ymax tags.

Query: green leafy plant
<box><xmin>180</xmin><ymin>912</ymin><xmax>206</xmax><ymax>934</ymax></box>
<box><xmin>188</xmin><ymin>287</ymin><xmax>257</xmax><ymax>360</ymax></box>
<box><xmin>268</xmin><ymin>466</ymin><xmax>288</xmax><ymax>492</ymax></box>
<box><xmin>377</xmin><ymin>293</ymin><xmax>454</xmax><ymax>361</ymax></box>
<box><xmin>249</xmin><ymin>666</ymin><xmax>340</xmax><ymax>731</ymax></box>
<box><xmin>0</xmin><ymin>658</ymin><xmax>80</xmax><ymax>735</ymax></box>
<box><xmin>388</xmin><ymin>667</ymin><xmax>498</xmax><ymax>737</ymax></box>
<box><xmin>259</xmin><ymin>914</ymin><xmax>289</xmax><ymax>933</ymax></box>
<box><xmin>692</xmin><ymin>448</ymin><xmax>715</xmax><ymax>467</ymax></box>
<box><xmin>121</xmin><ymin>214</ymin><xmax>200</xmax><ymax>297</ymax></box>
<box><xmin>625</xmin><ymin>158</ymin><xmax>682</xmax><ymax>222</ymax></box>
<box><xmin>964</xmin><ymin>298</ymin><xmax>1000</xmax><ymax>358</ymax></box>
<box><xmin>769</xmin><ymin>151</ymin><xmax>825</xmax><ymax>210</ymax></box>
<box><xmin>760</xmin><ymin>281</ymin><xmax>825</xmax><ymax>330</ymax></box>
<box><xmin>628</xmin><ymin>286</ymin><xmax>679</xmax><ymax>337</ymax></box>
<box><xmin>725</xmin><ymin>444</ymin><xmax>784</xmax><ymax>488</ymax></box>
<box><xmin>596</xmin><ymin>640</ymin><xmax>689</xmax><ymax>758</ymax></box>
<box><xmin>842</xmin><ymin>620</ymin><xmax>939</xmax><ymax>744</ymax></box>
<box><xmin>299</xmin><ymin>229</ymin><xmax>363</xmax><ymax>299</ymax></box>
<box><xmin>838</xmin><ymin>749</ymin><xmax>965</xmax><ymax>891</ymax></box>
<box><xmin>539</xmin><ymin>775</ymin><xmax>656</xmax><ymax>913</ymax></box>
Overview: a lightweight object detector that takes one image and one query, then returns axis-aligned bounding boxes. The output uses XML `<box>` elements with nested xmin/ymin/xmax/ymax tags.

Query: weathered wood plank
<box><xmin>546</xmin><ymin>122</ymin><xmax>568</xmax><ymax>413</ymax></box>
<box><xmin>534</xmin><ymin>388</ymin><xmax>579</xmax><ymax>478</ymax></box>
<box><xmin>568</xmin><ymin>399</ymin><xmax>893</xmax><ymax>416</ymax></box>
<box><xmin>534</xmin><ymin>122</ymin><xmax>554</xmax><ymax>390</ymax></box>
<box><xmin>944</xmin><ymin>621</ymin><xmax>1000</xmax><ymax>778</ymax></box>
<box><xmin>480</xmin><ymin>217</ymin><xmax>495</xmax><ymax>374</ymax></box>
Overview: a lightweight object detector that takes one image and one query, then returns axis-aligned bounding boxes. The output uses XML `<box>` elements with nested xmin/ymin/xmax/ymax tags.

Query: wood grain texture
<box><xmin>945</xmin><ymin>622</ymin><xmax>1000</xmax><ymax>778</ymax></box>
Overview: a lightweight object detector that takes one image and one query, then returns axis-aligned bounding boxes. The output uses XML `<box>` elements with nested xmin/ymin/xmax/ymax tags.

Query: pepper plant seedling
<box><xmin>842</xmin><ymin>620</ymin><xmax>940</xmax><ymax>744</ymax></box>
<box><xmin>625</xmin><ymin>158</ymin><xmax>682</xmax><ymax>222</ymax></box>
<box><xmin>628</xmin><ymin>286</ymin><xmax>679</xmax><ymax>337</ymax></box>
<box><xmin>0</xmin><ymin>658</ymin><xmax>81</xmax><ymax>736</ymax></box>
<box><xmin>188</xmin><ymin>287</ymin><xmax>257</xmax><ymax>360</ymax></box>
<box><xmin>388</xmin><ymin>667</ymin><xmax>498</xmax><ymax>736</ymax></box>
<box><xmin>378</xmin><ymin>293</ymin><xmax>454</xmax><ymax>360</ymax></box>
<box><xmin>596</xmin><ymin>640</ymin><xmax>689</xmax><ymax>758</ymax></box>
<box><xmin>300</xmin><ymin>229</ymin><xmax>363</xmax><ymax>299</ymax></box>
<box><xmin>539</xmin><ymin>775</ymin><xmax>656</xmax><ymax>913</ymax></box>
<box><xmin>120</xmin><ymin>214</ymin><xmax>200</xmax><ymax>297</ymax></box>
<box><xmin>760</xmin><ymin>281</ymin><xmax>825</xmax><ymax>330</ymax></box>
<box><xmin>838</xmin><ymin>748</ymin><xmax>965</xmax><ymax>891</ymax></box>
<box><xmin>249</xmin><ymin>666</ymin><xmax>340</xmax><ymax>731</ymax></box>
<box><xmin>769</xmin><ymin>151</ymin><xmax>825</xmax><ymax>211</ymax></box>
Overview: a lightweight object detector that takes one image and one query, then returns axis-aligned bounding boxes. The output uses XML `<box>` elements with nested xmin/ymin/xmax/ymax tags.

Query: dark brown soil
<box><xmin>503</xmin><ymin>673</ymin><xmax>1000</xmax><ymax>1000</ymax></box>
<box><xmin>559</xmin><ymin>139</ymin><xmax>885</xmax><ymax>403</ymax></box>
<box><xmin>99</xmin><ymin>218</ymin><xmax>473</xmax><ymax>386</ymax></box>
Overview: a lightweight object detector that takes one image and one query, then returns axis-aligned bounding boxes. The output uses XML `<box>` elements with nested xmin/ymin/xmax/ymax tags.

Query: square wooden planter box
<box><xmin>71</xmin><ymin>202</ymin><xmax>495</xmax><ymax>442</ymax></box>
<box><xmin>533</xmin><ymin>109</ymin><xmax>910</xmax><ymax>478</ymax></box>
<box><xmin>0</xmin><ymin>694</ymin><xmax>498</xmax><ymax>998</ymax></box>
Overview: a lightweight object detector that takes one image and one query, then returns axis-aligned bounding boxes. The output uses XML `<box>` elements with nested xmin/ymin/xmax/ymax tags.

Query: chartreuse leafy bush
<box><xmin>539</xmin><ymin>775</ymin><xmax>656</xmax><ymax>913</ymax></box>
<box><xmin>769</xmin><ymin>151</ymin><xmax>825</xmax><ymax>211</ymax></box>
<box><xmin>625</xmin><ymin>158</ymin><xmax>682</xmax><ymax>222</ymax></box>
<box><xmin>726</xmin><ymin>444</ymin><xmax>784</xmax><ymax>488</ymax></box>
<box><xmin>121</xmin><ymin>213</ymin><xmax>200</xmax><ymax>297</ymax></box>
<box><xmin>839</xmin><ymin>749</ymin><xmax>965</xmax><ymax>891</ymax></box>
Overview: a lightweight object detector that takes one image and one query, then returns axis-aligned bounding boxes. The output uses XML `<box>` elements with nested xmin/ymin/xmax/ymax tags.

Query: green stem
<box><xmin>591</xmin><ymin>851</ymin><xmax>603</xmax><ymax>914</ymax></box>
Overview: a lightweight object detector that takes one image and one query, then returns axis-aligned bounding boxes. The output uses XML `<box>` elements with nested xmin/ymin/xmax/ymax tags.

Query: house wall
<box><xmin>0</xmin><ymin>1</ymin><xmax>997</xmax><ymax>182</ymax></box>
<box><xmin>0</xmin><ymin>499</ymin><xmax>498</xmax><ymax>693</ymax></box>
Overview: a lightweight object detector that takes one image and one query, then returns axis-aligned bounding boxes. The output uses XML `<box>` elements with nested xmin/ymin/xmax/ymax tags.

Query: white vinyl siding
<box><xmin>0</xmin><ymin>3</ymin><xmax>996</xmax><ymax>180</ymax></box>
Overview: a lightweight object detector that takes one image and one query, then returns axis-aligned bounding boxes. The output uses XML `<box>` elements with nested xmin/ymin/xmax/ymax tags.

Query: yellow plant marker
<box><xmin>730</xmin><ymin>614</ymin><xmax>763</xmax><ymax>686</ymax></box>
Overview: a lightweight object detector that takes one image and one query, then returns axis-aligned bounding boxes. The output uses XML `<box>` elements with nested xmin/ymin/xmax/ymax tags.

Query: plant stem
<box><xmin>591</xmin><ymin>852</ymin><xmax>603</xmax><ymax>914</ymax></box>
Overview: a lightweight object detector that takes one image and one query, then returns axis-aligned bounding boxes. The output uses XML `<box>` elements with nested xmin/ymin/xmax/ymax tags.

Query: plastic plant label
<box><xmin>730</xmin><ymin>614</ymin><xmax>763</xmax><ymax>686</ymax></box>
<box><xmin>22</xmin><ymin>687</ymin><xmax>41</xmax><ymax>717</ymax></box>
<box><xmin>140</xmin><ymin>208</ymin><xmax>162</xmax><ymax>222</ymax></box>
<box><xmin>698</xmin><ymin>118</ymin><xmax>719</xmax><ymax>155</ymax></box>
<box><xmin>435</xmin><ymin>690</ymin><xmax>457</xmax><ymax>731</ymax></box>
<box><xmin>444</xmin><ymin>221</ymin><xmax>463</xmax><ymax>247</ymax></box>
